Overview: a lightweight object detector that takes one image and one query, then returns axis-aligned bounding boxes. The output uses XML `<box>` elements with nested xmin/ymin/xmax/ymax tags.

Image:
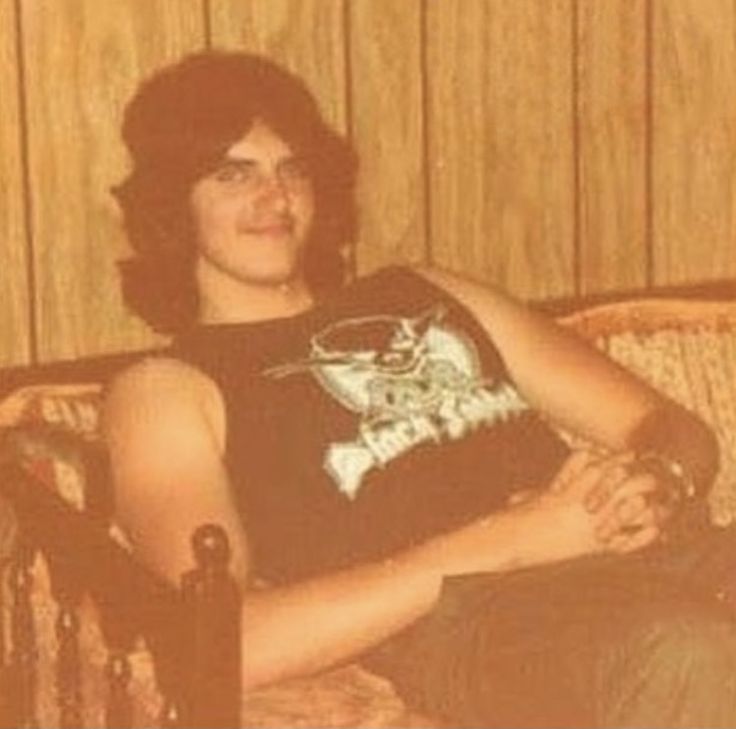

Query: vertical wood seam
<box><xmin>644</xmin><ymin>0</ymin><xmax>654</xmax><ymax>288</ymax></box>
<box><xmin>419</xmin><ymin>0</ymin><xmax>432</xmax><ymax>266</ymax></box>
<box><xmin>343</xmin><ymin>0</ymin><xmax>357</xmax><ymax>280</ymax></box>
<box><xmin>570</xmin><ymin>0</ymin><xmax>581</xmax><ymax>297</ymax></box>
<box><xmin>202</xmin><ymin>0</ymin><xmax>212</xmax><ymax>49</ymax></box>
<box><xmin>13</xmin><ymin>0</ymin><xmax>37</xmax><ymax>364</ymax></box>
<box><xmin>342</xmin><ymin>0</ymin><xmax>354</xmax><ymax>147</ymax></box>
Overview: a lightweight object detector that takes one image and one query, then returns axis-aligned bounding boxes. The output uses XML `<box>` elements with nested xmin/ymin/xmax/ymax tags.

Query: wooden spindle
<box><xmin>158</xmin><ymin>698</ymin><xmax>179</xmax><ymax>729</ymax></box>
<box><xmin>9</xmin><ymin>545</ymin><xmax>38</xmax><ymax>728</ymax></box>
<box><xmin>0</xmin><ymin>562</ymin><xmax>11</xmax><ymax>728</ymax></box>
<box><xmin>47</xmin><ymin>547</ymin><xmax>86</xmax><ymax>729</ymax></box>
<box><xmin>55</xmin><ymin>603</ymin><xmax>82</xmax><ymax>728</ymax></box>
<box><xmin>105</xmin><ymin>650</ymin><xmax>132</xmax><ymax>729</ymax></box>
<box><xmin>180</xmin><ymin>524</ymin><xmax>241</xmax><ymax>729</ymax></box>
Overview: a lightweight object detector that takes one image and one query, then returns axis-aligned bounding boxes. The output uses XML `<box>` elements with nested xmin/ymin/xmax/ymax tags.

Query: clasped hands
<box><xmin>520</xmin><ymin>448</ymin><xmax>684</xmax><ymax>557</ymax></box>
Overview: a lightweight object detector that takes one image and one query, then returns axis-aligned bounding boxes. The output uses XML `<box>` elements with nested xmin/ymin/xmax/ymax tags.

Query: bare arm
<box><xmin>413</xmin><ymin>266</ymin><xmax>719</xmax><ymax>494</ymax></box>
<box><xmin>103</xmin><ymin>358</ymin><xmax>625</xmax><ymax>690</ymax></box>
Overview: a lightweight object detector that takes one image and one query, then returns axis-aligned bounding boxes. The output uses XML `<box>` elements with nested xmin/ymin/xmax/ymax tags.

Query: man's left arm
<box><xmin>413</xmin><ymin>266</ymin><xmax>718</xmax><ymax>506</ymax></box>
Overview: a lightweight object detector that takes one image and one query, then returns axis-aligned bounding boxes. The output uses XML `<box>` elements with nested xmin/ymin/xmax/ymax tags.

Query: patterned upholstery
<box><xmin>0</xmin><ymin>386</ymin><xmax>161</xmax><ymax>726</ymax></box>
<box><xmin>561</xmin><ymin>299</ymin><xmax>736</xmax><ymax>525</ymax></box>
<box><xmin>1</xmin><ymin>296</ymin><xmax>735</xmax><ymax>727</ymax></box>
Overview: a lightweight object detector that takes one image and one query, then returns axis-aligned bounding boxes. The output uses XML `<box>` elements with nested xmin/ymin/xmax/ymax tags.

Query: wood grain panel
<box><xmin>350</xmin><ymin>0</ymin><xmax>425</xmax><ymax>273</ymax></box>
<box><xmin>652</xmin><ymin>0</ymin><xmax>736</xmax><ymax>286</ymax></box>
<box><xmin>0</xmin><ymin>0</ymin><xmax>32</xmax><ymax>366</ymax></box>
<box><xmin>208</xmin><ymin>0</ymin><xmax>346</xmax><ymax>131</ymax></box>
<box><xmin>21</xmin><ymin>0</ymin><xmax>204</xmax><ymax>362</ymax></box>
<box><xmin>426</xmin><ymin>0</ymin><xmax>575</xmax><ymax>299</ymax></box>
<box><xmin>576</xmin><ymin>0</ymin><xmax>648</xmax><ymax>294</ymax></box>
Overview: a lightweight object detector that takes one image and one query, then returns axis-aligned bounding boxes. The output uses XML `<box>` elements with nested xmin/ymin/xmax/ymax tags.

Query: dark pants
<box><xmin>362</xmin><ymin>526</ymin><xmax>736</xmax><ymax>728</ymax></box>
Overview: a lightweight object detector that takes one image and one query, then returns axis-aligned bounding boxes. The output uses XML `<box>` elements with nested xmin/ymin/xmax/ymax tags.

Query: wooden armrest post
<box><xmin>48</xmin><ymin>557</ymin><xmax>84</xmax><ymax>729</ymax></box>
<box><xmin>99</xmin><ymin>600</ymin><xmax>136</xmax><ymax>729</ymax></box>
<box><xmin>104</xmin><ymin>650</ymin><xmax>133</xmax><ymax>729</ymax></box>
<box><xmin>180</xmin><ymin>524</ymin><xmax>241</xmax><ymax>729</ymax></box>
<box><xmin>0</xmin><ymin>456</ymin><xmax>176</xmax><ymax>729</ymax></box>
<box><xmin>0</xmin><ymin>453</ymin><xmax>244</xmax><ymax>729</ymax></box>
<box><xmin>7</xmin><ymin>540</ymin><xmax>39</xmax><ymax>729</ymax></box>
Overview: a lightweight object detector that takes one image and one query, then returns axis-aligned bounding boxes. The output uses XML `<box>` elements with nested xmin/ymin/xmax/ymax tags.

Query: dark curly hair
<box><xmin>113</xmin><ymin>51</ymin><xmax>358</xmax><ymax>334</ymax></box>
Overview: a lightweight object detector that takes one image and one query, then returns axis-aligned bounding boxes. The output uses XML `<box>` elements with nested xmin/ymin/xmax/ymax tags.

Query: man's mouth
<box><xmin>243</xmin><ymin>220</ymin><xmax>294</xmax><ymax>237</ymax></box>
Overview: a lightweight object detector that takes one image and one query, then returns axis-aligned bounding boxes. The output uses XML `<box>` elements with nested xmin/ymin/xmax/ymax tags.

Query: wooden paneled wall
<box><xmin>2</xmin><ymin>0</ymin><xmax>735</xmax><ymax>367</ymax></box>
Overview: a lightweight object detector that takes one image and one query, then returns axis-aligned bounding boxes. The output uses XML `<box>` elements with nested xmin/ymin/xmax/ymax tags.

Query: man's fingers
<box><xmin>549</xmin><ymin>448</ymin><xmax>598</xmax><ymax>493</ymax></box>
<box><xmin>596</xmin><ymin>497</ymin><xmax>656</xmax><ymax>541</ymax></box>
<box><xmin>564</xmin><ymin>450</ymin><xmax>635</xmax><ymax>504</ymax></box>
<box><xmin>595</xmin><ymin>495</ymin><xmax>646</xmax><ymax>542</ymax></box>
<box><xmin>606</xmin><ymin>524</ymin><xmax>660</xmax><ymax>554</ymax></box>
<box><xmin>594</xmin><ymin>472</ymin><xmax>659</xmax><ymax>519</ymax></box>
<box><xmin>593</xmin><ymin>470</ymin><xmax>676</xmax><ymax>549</ymax></box>
<box><xmin>583</xmin><ymin>463</ymin><xmax>630</xmax><ymax>513</ymax></box>
<box><xmin>592</xmin><ymin>473</ymin><xmax>666</xmax><ymax>540</ymax></box>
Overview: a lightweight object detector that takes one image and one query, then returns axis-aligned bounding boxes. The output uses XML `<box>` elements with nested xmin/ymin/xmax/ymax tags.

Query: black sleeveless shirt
<box><xmin>171</xmin><ymin>267</ymin><xmax>569</xmax><ymax>584</ymax></box>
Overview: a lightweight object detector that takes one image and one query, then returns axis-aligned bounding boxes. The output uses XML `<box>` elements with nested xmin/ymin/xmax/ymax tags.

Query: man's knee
<box><xmin>639</xmin><ymin>601</ymin><xmax>736</xmax><ymax>671</ymax></box>
<box><xmin>603</xmin><ymin>600</ymin><xmax>736</xmax><ymax>727</ymax></box>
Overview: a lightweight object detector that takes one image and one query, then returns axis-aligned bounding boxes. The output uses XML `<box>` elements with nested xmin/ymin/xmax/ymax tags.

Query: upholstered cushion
<box><xmin>0</xmin><ymin>385</ymin><xmax>159</xmax><ymax>727</ymax></box>
<box><xmin>0</xmin><ymin>382</ymin><xmax>100</xmax><ymax>433</ymax></box>
<box><xmin>0</xmin><ymin>383</ymin><xmax>135</xmax><ymax>555</ymax></box>
<box><xmin>0</xmin><ymin>383</ymin><xmax>104</xmax><ymax>514</ymax></box>
<box><xmin>29</xmin><ymin>558</ymin><xmax>162</xmax><ymax>728</ymax></box>
<box><xmin>240</xmin><ymin>665</ymin><xmax>437</xmax><ymax>728</ymax></box>
<box><xmin>561</xmin><ymin>298</ymin><xmax>736</xmax><ymax>525</ymax></box>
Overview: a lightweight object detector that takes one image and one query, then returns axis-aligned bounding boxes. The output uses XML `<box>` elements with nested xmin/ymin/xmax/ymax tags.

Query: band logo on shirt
<box><xmin>266</xmin><ymin>306</ymin><xmax>528</xmax><ymax>499</ymax></box>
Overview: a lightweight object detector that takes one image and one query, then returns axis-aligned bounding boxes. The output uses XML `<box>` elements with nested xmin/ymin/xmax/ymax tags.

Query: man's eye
<box><xmin>212</xmin><ymin>163</ymin><xmax>254</xmax><ymax>183</ymax></box>
<box><xmin>279</xmin><ymin>158</ymin><xmax>310</xmax><ymax>181</ymax></box>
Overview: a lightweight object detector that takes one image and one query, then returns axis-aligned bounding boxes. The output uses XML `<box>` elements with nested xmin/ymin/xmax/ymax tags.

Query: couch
<box><xmin>1</xmin><ymin>295</ymin><xmax>735</xmax><ymax>727</ymax></box>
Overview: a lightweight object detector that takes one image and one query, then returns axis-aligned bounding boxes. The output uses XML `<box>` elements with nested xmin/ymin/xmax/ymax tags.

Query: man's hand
<box><xmin>574</xmin><ymin>449</ymin><xmax>678</xmax><ymax>553</ymax></box>
<box><xmin>505</xmin><ymin>450</ymin><xmax>642</xmax><ymax>565</ymax></box>
<box><xmin>527</xmin><ymin>448</ymin><xmax>673</xmax><ymax>559</ymax></box>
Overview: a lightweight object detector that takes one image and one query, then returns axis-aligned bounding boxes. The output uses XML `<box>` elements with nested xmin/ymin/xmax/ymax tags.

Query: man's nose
<box><xmin>256</xmin><ymin>171</ymin><xmax>291</xmax><ymax>211</ymax></box>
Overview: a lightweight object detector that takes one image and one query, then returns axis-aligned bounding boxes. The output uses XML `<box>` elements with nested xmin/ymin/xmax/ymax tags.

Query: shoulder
<box><xmin>353</xmin><ymin>264</ymin><xmax>520</xmax><ymax>321</ymax></box>
<box><xmin>102</xmin><ymin>356</ymin><xmax>226</xmax><ymax>454</ymax></box>
<box><xmin>106</xmin><ymin>355</ymin><xmax>216</xmax><ymax>395</ymax></box>
<box><xmin>405</xmin><ymin>265</ymin><xmax>544</xmax><ymax>343</ymax></box>
<box><xmin>104</xmin><ymin>356</ymin><xmax>221</xmax><ymax>412</ymax></box>
<box><xmin>409</xmin><ymin>265</ymin><xmax>519</xmax><ymax>312</ymax></box>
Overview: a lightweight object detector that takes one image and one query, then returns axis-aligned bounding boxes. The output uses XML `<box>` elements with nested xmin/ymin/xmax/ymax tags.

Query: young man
<box><xmin>105</xmin><ymin>51</ymin><xmax>736</xmax><ymax>727</ymax></box>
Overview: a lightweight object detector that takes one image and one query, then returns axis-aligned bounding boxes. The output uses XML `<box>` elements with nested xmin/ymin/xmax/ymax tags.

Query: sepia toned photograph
<box><xmin>2</xmin><ymin>1</ymin><xmax>736</xmax><ymax>727</ymax></box>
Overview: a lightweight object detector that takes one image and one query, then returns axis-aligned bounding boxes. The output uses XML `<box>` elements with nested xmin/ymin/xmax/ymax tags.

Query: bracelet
<box><xmin>634</xmin><ymin>451</ymin><xmax>698</xmax><ymax>503</ymax></box>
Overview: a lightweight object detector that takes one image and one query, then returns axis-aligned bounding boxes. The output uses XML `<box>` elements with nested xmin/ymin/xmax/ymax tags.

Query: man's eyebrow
<box><xmin>211</xmin><ymin>152</ymin><xmax>308</xmax><ymax>171</ymax></box>
<box><xmin>221</xmin><ymin>151</ymin><xmax>306</xmax><ymax>162</ymax></box>
<box><xmin>218</xmin><ymin>155</ymin><xmax>257</xmax><ymax>165</ymax></box>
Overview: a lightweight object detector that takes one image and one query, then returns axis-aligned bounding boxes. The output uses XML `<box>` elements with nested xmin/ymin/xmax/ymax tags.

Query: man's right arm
<box><xmin>102</xmin><ymin>358</ymin><xmax>656</xmax><ymax>690</ymax></box>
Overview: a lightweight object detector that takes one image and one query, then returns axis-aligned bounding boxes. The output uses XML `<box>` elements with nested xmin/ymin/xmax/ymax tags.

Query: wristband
<box><xmin>634</xmin><ymin>451</ymin><xmax>697</xmax><ymax>505</ymax></box>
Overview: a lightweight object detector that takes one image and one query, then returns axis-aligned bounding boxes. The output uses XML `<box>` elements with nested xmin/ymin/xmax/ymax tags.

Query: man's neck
<box><xmin>197</xmin><ymin>265</ymin><xmax>314</xmax><ymax>324</ymax></box>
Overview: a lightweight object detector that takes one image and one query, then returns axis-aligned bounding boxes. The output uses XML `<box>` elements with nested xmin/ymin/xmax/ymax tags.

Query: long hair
<box><xmin>113</xmin><ymin>51</ymin><xmax>358</xmax><ymax>334</ymax></box>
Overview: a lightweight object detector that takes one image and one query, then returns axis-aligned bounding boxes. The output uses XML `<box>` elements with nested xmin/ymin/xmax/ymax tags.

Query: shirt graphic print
<box><xmin>266</xmin><ymin>305</ymin><xmax>529</xmax><ymax>499</ymax></box>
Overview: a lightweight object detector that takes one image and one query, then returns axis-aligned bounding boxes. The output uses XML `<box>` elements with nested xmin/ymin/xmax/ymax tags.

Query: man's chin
<box><xmin>197</xmin><ymin>247</ymin><xmax>307</xmax><ymax>291</ymax></box>
<box><xmin>243</xmin><ymin>263</ymin><xmax>304</xmax><ymax>289</ymax></box>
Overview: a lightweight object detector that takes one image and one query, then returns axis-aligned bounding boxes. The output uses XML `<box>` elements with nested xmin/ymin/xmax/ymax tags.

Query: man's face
<box><xmin>189</xmin><ymin>120</ymin><xmax>315</xmax><ymax>289</ymax></box>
